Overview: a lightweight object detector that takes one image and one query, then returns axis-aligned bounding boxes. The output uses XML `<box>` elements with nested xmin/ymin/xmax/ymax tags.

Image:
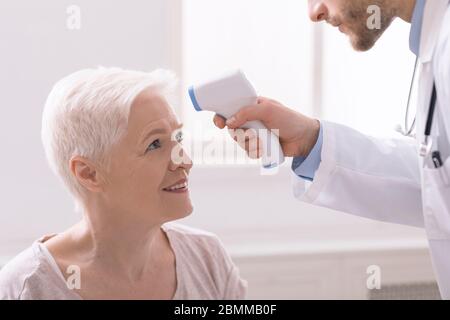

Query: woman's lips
<box><xmin>163</xmin><ymin>179</ymin><xmax>189</xmax><ymax>193</ymax></box>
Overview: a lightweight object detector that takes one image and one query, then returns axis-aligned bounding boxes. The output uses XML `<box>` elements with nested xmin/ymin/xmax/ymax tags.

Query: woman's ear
<box><xmin>69</xmin><ymin>156</ymin><xmax>104</xmax><ymax>193</ymax></box>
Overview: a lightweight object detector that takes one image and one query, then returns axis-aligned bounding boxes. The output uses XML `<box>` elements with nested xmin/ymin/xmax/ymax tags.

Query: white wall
<box><xmin>321</xmin><ymin>19</ymin><xmax>417</xmax><ymax>136</ymax></box>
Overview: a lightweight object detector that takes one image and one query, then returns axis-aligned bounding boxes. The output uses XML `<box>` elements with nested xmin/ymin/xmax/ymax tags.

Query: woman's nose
<box><xmin>308</xmin><ymin>0</ymin><xmax>329</xmax><ymax>22</ymax></box>
<box><xmin>169</xmin><ymin>146</ymin><xmax>193</xmax><ymax>172</ymax></box>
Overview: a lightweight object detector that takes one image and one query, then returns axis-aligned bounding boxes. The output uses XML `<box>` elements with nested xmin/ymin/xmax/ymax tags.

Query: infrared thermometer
<box><xmin>188</xmin><ymin>70</ymin><xmax>285</xmax><ymax>169</ymax></box>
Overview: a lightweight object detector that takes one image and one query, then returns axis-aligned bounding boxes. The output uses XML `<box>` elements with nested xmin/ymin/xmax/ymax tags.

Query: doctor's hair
<box><xmin>41</xmin><ymin>67</ymin><xmax>178</xmax><ymax>207</ymax></box>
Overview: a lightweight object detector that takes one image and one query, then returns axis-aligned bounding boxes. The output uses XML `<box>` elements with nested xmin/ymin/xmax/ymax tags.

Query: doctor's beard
<box><xmin>332</xmin><ymin>0</ymin><xmax>397</xmax><ymax>51</ymax></box>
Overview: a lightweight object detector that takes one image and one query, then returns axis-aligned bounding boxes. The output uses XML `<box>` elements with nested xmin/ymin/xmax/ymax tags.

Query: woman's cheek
<box><xmin>142</xmin><ymin>157</ymin><xmax>167</xmax><ymax>186</ymax></box>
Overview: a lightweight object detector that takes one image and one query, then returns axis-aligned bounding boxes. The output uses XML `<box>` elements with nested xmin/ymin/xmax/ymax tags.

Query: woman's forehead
<box><xmin>129</xmin><ymin>91</ymin><xmax>178</xmax><ymax>127</ymax></box>
<box><xmin>127</xmin><ymin>91</ymin><xmax>180</xmax><ymax>140</ymax></box>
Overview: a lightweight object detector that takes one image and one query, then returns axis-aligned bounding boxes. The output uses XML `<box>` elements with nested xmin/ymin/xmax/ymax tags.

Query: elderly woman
<box><xmin>0</xmin><ymin>68</ymin><xmax>247</xmax><ymax>300</ymax></box>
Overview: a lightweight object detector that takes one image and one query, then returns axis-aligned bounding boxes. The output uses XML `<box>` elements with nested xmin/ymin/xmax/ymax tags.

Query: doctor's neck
<box><xmin>396</xmin><ymin>0</ymin><xmax>417</xmax><ymax>23</ymax></box>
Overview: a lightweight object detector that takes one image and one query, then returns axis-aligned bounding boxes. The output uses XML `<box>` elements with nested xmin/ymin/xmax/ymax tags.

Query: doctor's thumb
<box><xmin>226</xmin><ymin>104</ymin><xmax>269</xmax><ymax>129</ymax></box>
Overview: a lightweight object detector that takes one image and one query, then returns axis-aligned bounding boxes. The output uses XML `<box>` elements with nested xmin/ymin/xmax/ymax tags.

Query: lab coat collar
<box><xmin>419</xmin><ymin>0</ymin><xmax>449</xmax><ymax>63</ymax></box>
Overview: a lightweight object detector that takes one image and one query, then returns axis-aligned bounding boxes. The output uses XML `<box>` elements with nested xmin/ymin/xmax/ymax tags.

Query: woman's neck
<box><xmin>70</xmin><ymin>208</ymin><xmax>170</xmax><ymax>283</ymax></box>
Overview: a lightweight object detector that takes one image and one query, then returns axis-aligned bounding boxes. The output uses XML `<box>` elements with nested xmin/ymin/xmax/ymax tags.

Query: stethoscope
<box><xmin>402</xmin><ymin>56</ymin><xmax>442</xmax><ymax>167</ymax></box>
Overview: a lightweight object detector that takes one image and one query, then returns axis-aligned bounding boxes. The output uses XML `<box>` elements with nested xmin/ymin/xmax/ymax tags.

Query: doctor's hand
<box><xmin>213</xmin><ymin>97</ymin><xmax>320</xmax><ymax>158</ymax></box>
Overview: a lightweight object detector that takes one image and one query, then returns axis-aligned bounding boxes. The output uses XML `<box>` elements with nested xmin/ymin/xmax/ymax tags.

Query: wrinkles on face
<box><xmin>99</xmin><ymin>90</ymin><xmax>192</xmax><ymax>224</ymax></box>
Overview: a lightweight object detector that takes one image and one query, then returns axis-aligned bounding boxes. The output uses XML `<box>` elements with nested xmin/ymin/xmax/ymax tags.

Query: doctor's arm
<box><xmin>213</xmin><ymin>98</ymin><xmax>424</xmax><ymax>228</ymax></box>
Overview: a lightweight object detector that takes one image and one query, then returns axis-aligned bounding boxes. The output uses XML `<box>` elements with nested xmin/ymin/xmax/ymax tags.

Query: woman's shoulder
<box><xmin>0</xmin><ymin>243</ymin><xmax>41</xmax><ymax>300</ymax></box>
<box><xmin>0</xmin><ymin>239</ymin><xmax>79</xmax><ymax>300</ymax></box>
<box><xmin>162</xmin><ymin>222</ymin><xmax>219</xmax><ymax>240</ymax></box>
<box><xmin>161</xmin><ymin>223</ymin><xmax>226</xmax><ymax>254</ymax></box>
<box><xmin>162</xmin><ymin>223</ymin><xmax>230</xmax><ymax>264</ymax></box>
<box><xmin>162</xmin><ymin>223</ymin><xmax>247</xmax><ymax>299</ymax></box>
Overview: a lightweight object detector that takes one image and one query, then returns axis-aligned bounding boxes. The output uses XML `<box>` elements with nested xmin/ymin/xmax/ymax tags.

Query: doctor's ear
<box><xmin>70</xmin><ymin>156</ymin><xmax>104</xmax><ymax>193</ymax></box>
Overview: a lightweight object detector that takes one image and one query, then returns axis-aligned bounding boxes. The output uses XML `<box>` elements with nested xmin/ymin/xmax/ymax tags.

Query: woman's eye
<box><xmin>146</xmin><ymin>139</ymin><xmax>161</xmax><ymax>152</ymax></box>
<box><xmin>175</xmin><ymin>131</ymin><xmax>183</xmax><ymax>143</ymax></box>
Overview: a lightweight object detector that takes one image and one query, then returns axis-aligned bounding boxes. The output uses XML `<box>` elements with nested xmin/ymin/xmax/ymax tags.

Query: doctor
<box><xmin>214</xmin><ymin>0</ymin><xmax>450</xmax><ymax>298</ymax></box>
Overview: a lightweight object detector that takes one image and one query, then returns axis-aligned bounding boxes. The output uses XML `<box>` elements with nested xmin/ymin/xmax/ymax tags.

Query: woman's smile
<box><xmin>162</xmin><ymin>178</ymin><xmax>189</xmax><ymax>194</ymax></box>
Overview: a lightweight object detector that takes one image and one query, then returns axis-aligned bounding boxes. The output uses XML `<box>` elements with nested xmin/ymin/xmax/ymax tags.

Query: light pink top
<box><xmin>0</xmin><ymin>223</ymin><xmax>247</xmax><ymax>300</ymax></box>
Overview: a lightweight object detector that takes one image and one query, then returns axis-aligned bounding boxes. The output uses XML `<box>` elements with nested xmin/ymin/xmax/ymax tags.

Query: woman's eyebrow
<box><xmin>140</xmin><ymin>127</ymin><xmax>167</xmax><ymax>143</ymax></box>
<box><xmin>140</xmin><ymin>123</ymin><xmax>183</xmax><ymax>144</ymax></box>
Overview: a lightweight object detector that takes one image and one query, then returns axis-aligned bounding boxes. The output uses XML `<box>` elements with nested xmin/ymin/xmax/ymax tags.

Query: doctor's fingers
<box><xmin>228</xmin><ymin>128</ymin><xmax>256</xmax><ymax>145</ymax></box>
<box><xmin>213</xmin><ymin>114</ymin><xmax>226</xmax><ymax>129</ymax></box>
<box><xmin>226</xmin><ymin>102</ymin><xmax>271</xmax><ymax>129</ymax></box>
<box><xmin>227</xmin><ymin>128</ymin><xmax>262</xmax><ymax>159</ymax></box>
<box><xmin>246</xmin><ymin>137</ymin><xmax>263</xmax><ymax>159</ymax></box>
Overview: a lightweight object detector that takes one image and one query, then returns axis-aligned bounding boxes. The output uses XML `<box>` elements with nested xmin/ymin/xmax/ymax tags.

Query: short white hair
<box><xmin>41</xmin><ymin>67</ymin><xmax>177</xmax><ymax>199</ymax></box>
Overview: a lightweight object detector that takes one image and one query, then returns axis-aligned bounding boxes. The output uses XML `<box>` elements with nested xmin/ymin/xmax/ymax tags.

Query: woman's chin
<box><xmin>183</xmin><ymin>203</ymin><xmax>194</xmax><ymax>217</ymax></box>
<box><xmin>166</xmin><ymin>202</ymin><xmax>194</xmax><ymax>221</ymax></box>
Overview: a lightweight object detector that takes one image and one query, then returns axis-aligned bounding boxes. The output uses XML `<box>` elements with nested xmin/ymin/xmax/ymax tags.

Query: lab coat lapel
<box><xmin>416</xmin><ymin>0</ymin><xmax>449</xmax><ymax>161</ymax></box>
<box><xmin>419</xmin><ymin>0</ymin><xmax>449</xmax><ymax>63</ymax></box>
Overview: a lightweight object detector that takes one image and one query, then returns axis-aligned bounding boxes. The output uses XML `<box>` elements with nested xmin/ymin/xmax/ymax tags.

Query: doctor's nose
<box><xmin>308</xmin><ymin>1</ymin><xmax>329</xmax><ymax>22</ymax></box>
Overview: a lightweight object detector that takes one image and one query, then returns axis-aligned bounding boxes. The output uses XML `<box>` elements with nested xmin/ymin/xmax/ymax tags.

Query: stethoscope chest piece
<box><xmin>419</xmin><ymin>136</ymin><xmax>433</xmax><ymax>158</ymax></box>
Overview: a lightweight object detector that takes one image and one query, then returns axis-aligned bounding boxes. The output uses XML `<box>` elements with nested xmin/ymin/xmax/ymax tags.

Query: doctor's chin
<box><xmin>1</xmin><ymin>0</ymin><xmax>450</xmax><ymax>308</ymax></box>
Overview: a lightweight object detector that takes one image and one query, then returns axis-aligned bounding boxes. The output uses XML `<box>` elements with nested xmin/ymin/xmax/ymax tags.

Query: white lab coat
<box><xmin>293</xmin><ymin>0</ymin><xmax>450</xmax><ymax>299</ymax></box>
